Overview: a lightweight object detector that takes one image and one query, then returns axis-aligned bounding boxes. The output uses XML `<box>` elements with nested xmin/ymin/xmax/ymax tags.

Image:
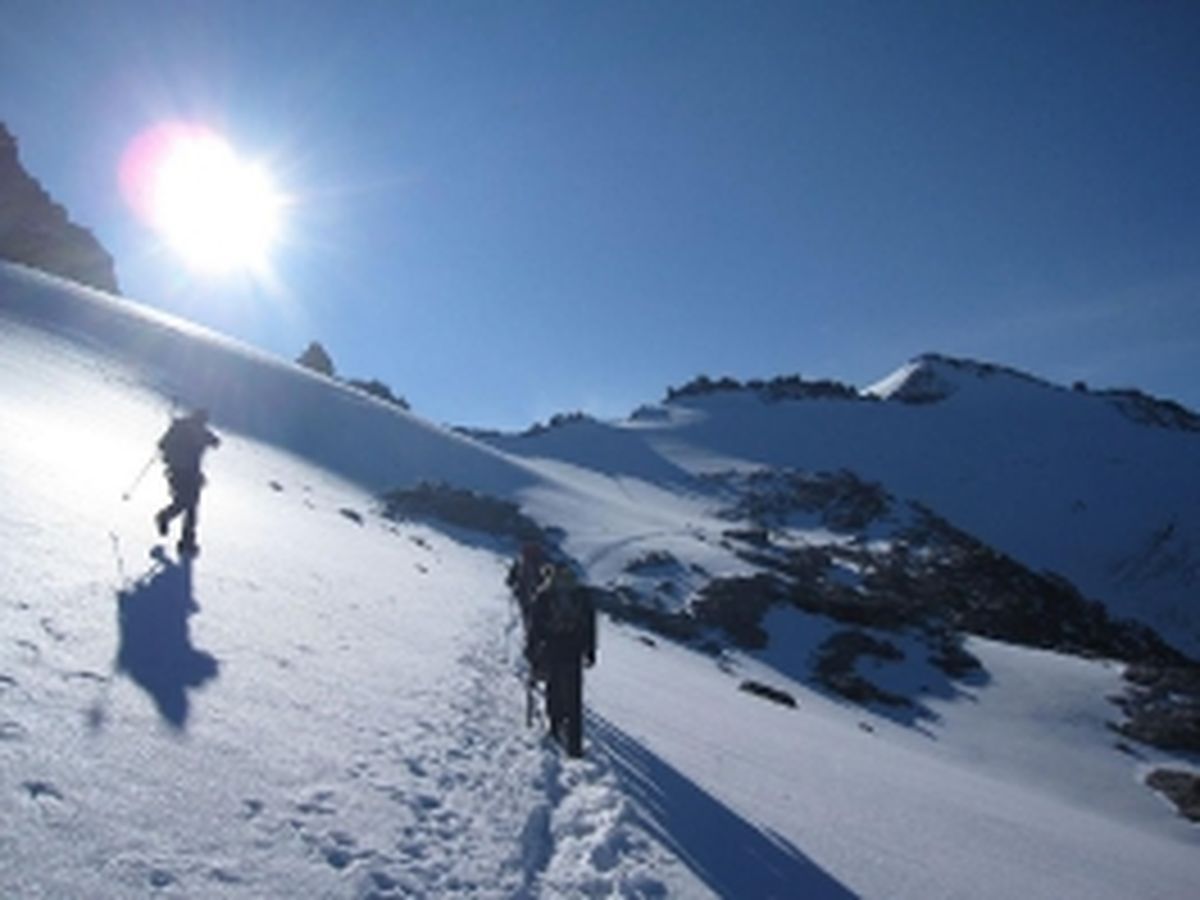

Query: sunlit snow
<box><xmin>1</xmin><ymin>263</ymin><xmax>1196</xmax><ymax>898</ymax></box>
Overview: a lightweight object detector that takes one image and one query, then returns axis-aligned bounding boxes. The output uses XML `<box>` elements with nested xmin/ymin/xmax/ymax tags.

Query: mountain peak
<box><xmin>868</xmin><ymin>353</ymin><xmax>1200</xmax><ymax>431</ymax></box>
<box><xmin>866</xmin><ymin>353</ymin><xmax>1054</xmax><ymax>404</ymax></box>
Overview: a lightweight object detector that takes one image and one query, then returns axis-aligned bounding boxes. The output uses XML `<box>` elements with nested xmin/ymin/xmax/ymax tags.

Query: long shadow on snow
<box><xmin>590</xmin><ymin>714</ymin><xmax>858</xmax><ymax>900</ymax></box>
<box><xmin>115</xmin><ymin>547</ymin><xmax>218</xmax><ymax>728</ymax></box>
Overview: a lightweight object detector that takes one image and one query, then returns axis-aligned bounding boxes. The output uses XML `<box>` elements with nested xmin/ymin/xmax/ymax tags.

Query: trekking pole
<box><xmin>121</xmin><ymin>450</ymin><xmax>158</xmax><ymax>501</ymax></box>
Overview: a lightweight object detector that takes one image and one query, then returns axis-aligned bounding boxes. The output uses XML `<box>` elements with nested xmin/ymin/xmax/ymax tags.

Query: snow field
<box><xmin>590</xmin><ymin>620</ymin><xmax>1199</xmax><ymax>899</ymax></box>
<box><xmin>2</xmin><ymin>268</ymin><xmax>1197</xmax><ymax>898</ymax></box>
<box><xmin>0</xmin><ymin>324</ymin><xmax>706</xmax><ymax>896</ymax></box>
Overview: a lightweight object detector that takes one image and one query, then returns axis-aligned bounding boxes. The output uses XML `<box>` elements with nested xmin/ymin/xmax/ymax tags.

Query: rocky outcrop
<box><xmin>1097</xmin><ymin>387</ymin><xmax>1200</xmax><ymax>433</ymax></box>
<box><xmin>1145</xmin><ymin>769</ymin><xmax>1200</xmax><ymax>823</ymax></box>
<box><xmin>381</xmin><ymin>481</ymin><xmax>548</xmax><ymax>544</ymax></box>
<box><xmin>665</xmin><ymin>373</ymin><xmax>865</xmax><ymax>404</ymax></box>
<box><xmin>701</xmin><ymin>468</ymin><xmax>1190</xmax><ymax>667</ymax></box>
<box><xmin>296</xmin><ymin>341</ymin><xmax>336</xmax><ymax>376</ymax></box>
<box><xmin>0</xmin><ymin>123</ymin><xmax>119</xmax><ymax>293</ymax></box>
<box><xmin>1112</xmin><ymin>664</ymin><xmax>1200</xmax><ymax>754</ymax></box>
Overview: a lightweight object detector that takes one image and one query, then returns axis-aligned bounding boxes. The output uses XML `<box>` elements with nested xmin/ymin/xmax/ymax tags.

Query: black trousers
<box><xmin>159</xmin><ymin>471</ymin><xmax>202</xmax><ymax>548</ymax></box>
<box><xmin>545</xmin><ymin>658</ymin><xmax>584</xmax><ymax>757</ymax></box>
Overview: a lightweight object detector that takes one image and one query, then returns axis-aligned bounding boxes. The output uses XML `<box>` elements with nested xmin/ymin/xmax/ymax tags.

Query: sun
<box><xmin>151</xmin><ymin>132</ymin><xmax>282</xmax><ymax>273</ymax></box>
<box><xmin>121</xmin><ymin>123</ymin><xmax>286</xmax><ymax>276</ymax></box>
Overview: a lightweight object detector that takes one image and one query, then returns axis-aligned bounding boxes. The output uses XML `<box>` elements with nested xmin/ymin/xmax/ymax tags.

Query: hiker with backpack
<box><xmin>507</xmin><ymin>542</ymin><xmax>548</xmax><ymax>651</ymax></box>
<box><xmin>154</xmin><ymin>408</ymin><xmax>220</xmax><ymax>556</ymax></box>
<box><xmin>526</xmin><ymin>564</ymin><xmax>596</xmax><ymax>758</ymax></box>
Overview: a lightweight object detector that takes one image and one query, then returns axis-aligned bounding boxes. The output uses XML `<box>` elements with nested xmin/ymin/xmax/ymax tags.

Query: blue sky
<box><xmin>3</xmin><ymin>1</ymin><xmax>1198</xmax><ymax>428</ymax></box>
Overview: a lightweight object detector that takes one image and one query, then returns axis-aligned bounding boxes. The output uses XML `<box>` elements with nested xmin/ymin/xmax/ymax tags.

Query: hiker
<box><xmin>154</xmin><ymin>408</ymin><xmax>220</xmax><ymax>556</ymax></box>
<box><xmin>507</xmin><ymin>542</ymin><xmax>549</xmax><ymax>651</ymax></box>
<box><xmin>527</xmin><ymin>565</ymin><xmax>596</xmax><ymax>758</ymax></box>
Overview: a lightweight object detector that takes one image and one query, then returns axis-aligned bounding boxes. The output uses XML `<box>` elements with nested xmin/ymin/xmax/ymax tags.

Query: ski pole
<box><xmin>121</xmin><ymin>451</ymin><xmax>158</xmax><ymax>501</ymax></box>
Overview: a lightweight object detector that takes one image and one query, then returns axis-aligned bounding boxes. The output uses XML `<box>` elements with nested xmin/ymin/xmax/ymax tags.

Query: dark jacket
<box><xmin>159</xmin><ymin>415</ymin><xmax>220</xmax><ymax>477</ymax></box>
<box><xmin>529</xmin><ymin>583</ymin><xmax>596</xmax><ymax>668</ymax></box>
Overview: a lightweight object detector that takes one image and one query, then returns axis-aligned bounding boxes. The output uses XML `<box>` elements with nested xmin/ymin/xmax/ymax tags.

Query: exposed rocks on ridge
<box><xmin>0</xmin><ymin>123</ymin><xmax>119</xmax><ymax>293</ymax></box>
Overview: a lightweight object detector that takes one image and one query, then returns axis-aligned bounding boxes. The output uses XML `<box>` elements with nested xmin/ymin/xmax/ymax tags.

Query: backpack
<box><xmin>545</xmin><ymin>586</ymin><xmax>589</xmax><ymax>637</ymax></box>
<box><xmin>159</xmin><ymin>416</ymin><xmax>215</xmax><ymax>471</ymax></box>
<box><xmin>159</xmin><ymin>422</ymin><xmax>191</xmax><ymax>469</ymax></box>
<box><xmin>528</xmin><ymin>571</ymin><xmax>594</xmax><ymax>671</ymax></box>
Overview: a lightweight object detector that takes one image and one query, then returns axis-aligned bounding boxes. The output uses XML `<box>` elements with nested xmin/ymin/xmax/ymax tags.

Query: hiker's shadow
<box><xmin>590</xmin><ymin>714</ymin><xmax>858</xmax><ymax>899</ymax></box>
<box><xmin>116</xmin><ymin>547</ymin><xmax>218</xmax><ymax>728</ymax></box>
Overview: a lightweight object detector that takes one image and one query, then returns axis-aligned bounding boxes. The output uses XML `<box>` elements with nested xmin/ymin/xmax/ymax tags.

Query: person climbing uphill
<box><xmin>154</xmin><ymin>408</ymin><xmax>220</xmax><ymax>557</ymax></box>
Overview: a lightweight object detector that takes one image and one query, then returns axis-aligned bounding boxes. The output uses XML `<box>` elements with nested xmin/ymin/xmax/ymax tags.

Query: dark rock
<box><xmin>739</xmin><ymin>680</ymin><xmax>797</xmax><ymax>708</ymax></box>
<box><xmin>722</xmin><ymin>527</ymin><xmax>772</xmax><ymax>548</ymax></box>
<box><xmin>1112</xmin><ymin>665</ymin><xmax>1200</xmax><ymax>753</ymax></box>
<box><xmin>624</xmin><ymin>550</ymin><xmax>681</xmax><ymax>574</ymax></box>
<box><xmin>720</xmin><ymin>469</ymin><xmax>890</xmax><ymax>533</ymax></box>
<box><xmin>705</xmin><ymin>465</ymin><xmax>1164</xmax><ymax>670</ymax></box>
<box><xmin>691</xmin><ymin>574</ymin><xmax>785</xmax><ymax>649</ymax></box>
<box><xmin>296</xmin><ymin>341</ymin><xmax>335</xmax><ymax>376</ymax></box>
<box><xmin>0</xmin><ymin>123</ymin><xmax>119</xmax><ymax>293</ymax></box>
<box><xmin>590</xmin><ymin>585</ymin><xmax>699</xmax><ymax>643</ymax></box>
<box><xmin>666</xmin><ymin>373</ymin><xmax>865</xmax><ymax>404</ymax></box>
<box><xmin>1145</xmin><ymin>769</ymin><xmax>1200</xmax><ymax>823</ymax></box>
<box><xmin>813</xmin><ymin>630</ymin><xmax>909</xmax><ymax>707</ymax></box>
<box><xmin>928</xmin><ymin>636</ymin><xmax>982</xmax><ymax>678</ymax></box>
<box><xmin>347</xmin><ymin>377</ymin><xmax>409</xmax><ymax>410</ymax></box>
<box><xmin>1096</xmin><ymin>388</ymin><xmax>1200</xmax><ymax>433</ymax></box>
<box><xmin>381</xmin><ymin>482</ymin><xmax>546</xmax><ymax>544</ymax></box>
<box><xmin>520</xmin><ymin>411</ymin><xmax>594</xmax><ymax>437</ymax></box>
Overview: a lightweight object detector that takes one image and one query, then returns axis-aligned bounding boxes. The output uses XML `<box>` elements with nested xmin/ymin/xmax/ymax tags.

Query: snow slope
<box><xmin>1</xmin><ymin>263</ymin><xmax>1197</xmax><ymax>897</ymax></box>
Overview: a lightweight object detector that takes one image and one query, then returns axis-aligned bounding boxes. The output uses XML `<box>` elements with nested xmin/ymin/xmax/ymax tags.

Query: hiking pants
<box><xmin>546</xmin><ymin>658</ymin><xmax>584</xmax><ymax>757</ymax></box>
<box><xmin>160</xmin><ymin>470</ymin><xmax>202</xmax><ymax>548</ymax></box>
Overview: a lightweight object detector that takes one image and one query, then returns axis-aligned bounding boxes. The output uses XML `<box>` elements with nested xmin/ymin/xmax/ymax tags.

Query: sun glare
<box><xmin>121</xmin><ymin>123</ymin><xmax>286</xmax><ymax>276</ymax></box>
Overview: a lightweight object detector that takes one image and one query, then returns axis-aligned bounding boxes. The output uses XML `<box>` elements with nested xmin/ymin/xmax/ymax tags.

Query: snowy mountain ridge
<box><xmin>486</xmin><ymin>355</ymin><xmax>1200</xmax><ymax>662</ymax></box>
<box><xmin>2</xmin><ymin>262</ymin><xmax>1198</xmax><ymax>898</ymax></box>
<box><xmin>867</xmin><ymin>352</ymin><xmax>1200</xmax><ymax>433</ymax></box>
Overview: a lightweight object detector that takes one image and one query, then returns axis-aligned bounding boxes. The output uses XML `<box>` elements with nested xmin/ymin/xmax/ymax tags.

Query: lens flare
<box><xmin>120</xmin><ymin>122</ymin><xmax>285</xmax><ymax>276</ymax></box>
